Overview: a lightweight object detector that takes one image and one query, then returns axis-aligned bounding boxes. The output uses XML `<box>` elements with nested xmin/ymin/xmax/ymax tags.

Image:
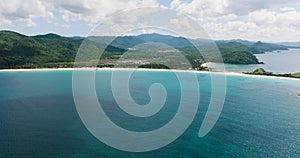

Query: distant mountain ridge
<box><xmin>0</xmin><ymin>30</ymin><xmax>295</xmax><ymax>69</ymax></box>
<box><xmin>136</xmin><ymin>33</ymin><xmax>194</xmax><ymax>48</ymax></box>
<box><xmin>277</xmin><ymin>41</ymin><xmax>300</xmax><ymax>47</ymax></box>
<box><xmin>34</xmin><ymin>33</ymin><xmax>63</xmax><ymax>39</ymax></box>
<box><xmin>95</xmin><ymin>33</ymin><xmax>291</xmax><ymax>54</ymax></box>
<box><xmin>217</xmin><ymin>39</ymin><xmax>255</xmax><ymax>46</ymax></box>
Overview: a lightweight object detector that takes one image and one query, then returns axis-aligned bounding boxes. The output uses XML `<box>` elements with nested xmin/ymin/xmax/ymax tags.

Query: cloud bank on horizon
<box><xmin>0</xmin><ymin>0</ymin><xmax>300</xmax><ymax>42</ymax></box>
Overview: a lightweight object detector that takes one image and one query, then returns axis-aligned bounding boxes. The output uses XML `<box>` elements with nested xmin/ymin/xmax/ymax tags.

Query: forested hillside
<box><xmin>0</xmin><ymin>31</ymin><xmax>289</xmax><ymax>69</ymax></box>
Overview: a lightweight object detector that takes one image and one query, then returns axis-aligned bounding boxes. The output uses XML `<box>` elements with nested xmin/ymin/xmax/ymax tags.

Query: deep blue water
<box><xmin>0</xmin><ymin>70</ymin><xmax>300</xmax><ymax>157</ymax></box>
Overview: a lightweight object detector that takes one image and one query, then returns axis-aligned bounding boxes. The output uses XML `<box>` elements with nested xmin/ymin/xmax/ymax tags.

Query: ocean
<box><xmin>205</xmin><ymin>49</ymin><xmax>300</xmax><ymax>73</ymax></box>
<box><xmin>0</xmin><ymin>70</ymin><xmax>300</xmax><ymax>157</ymax></box>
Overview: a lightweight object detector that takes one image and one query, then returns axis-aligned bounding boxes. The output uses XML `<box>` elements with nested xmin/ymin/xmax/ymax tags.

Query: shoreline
<box><xmin>0</xmin><ymin>67</ymin><xmax>299</xmax><ymax>81</ymax></box>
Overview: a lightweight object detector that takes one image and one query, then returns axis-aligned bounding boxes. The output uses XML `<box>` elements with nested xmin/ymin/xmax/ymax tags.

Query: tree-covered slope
<box><xmin>250</xmin><ymin>41</ymin><xmax>288</xmax><ymax>53</ymax></box>
<box><xmin>0</xmin><ymin>31</ymin><xmax>126</xmax><ymax>68</ymax></box>
<box><xmin>0</xmin><ymin>31</ymin><xmax>81</xmax><ymax>68</ymax></box>
<box><xmin>222</xmin><ymin>51</ymin><xmax>259</xmax><ymax>64</ymax></box>
<box><xmin>0</xmin><ymin>30</ymin><xmax>289</xmax><ymax>69</ymax></box>
<box><xmin>216</xmin><ymin>42</ymin><xmax>260</xmax><ymax>64</ymax></box>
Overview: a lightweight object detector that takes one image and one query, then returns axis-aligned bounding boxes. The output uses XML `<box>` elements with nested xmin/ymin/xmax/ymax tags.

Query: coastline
<box><xmin>1</xmin><ymin>67</ymin><xmax>300</xmax><ymax>81</ymax></box>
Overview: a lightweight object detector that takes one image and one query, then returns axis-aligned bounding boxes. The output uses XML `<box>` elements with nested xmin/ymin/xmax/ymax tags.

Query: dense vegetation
<box><xmin>251</xmin><ymin>41</ymin><xmax>288</xmax><ymax>53</ymax></box>
<box><xmin>246</xmin><ymin>68</ymin><xmax>300</xmax><ymax>79</ymax></box>
<box><xmin>222</xmin><ymin>51</ymin><xmax>259</xmax><ymax>64</ymax></box>
<box><xmin>216</xmin><ymin>41</ymin><xmax>289</xmax><ymax>54</ymax></box>
<box><xmin>0</xmin><ymin>31</ymin><xmax>124</xmax><ymax>68</ymax></box>
<box><xmin>0</xmin><ymin>31</ymin><xmax>79</xmax><ymax>68</ymax></box>
<box><xmin>0</xmin><ymin>30</ymin><xmax>290</xmax><ymax>69</ymax></box>
<box><xmin>138</xmin><ymin>63</ymin><xmax>170</xmax><ymax>69</ymax></box>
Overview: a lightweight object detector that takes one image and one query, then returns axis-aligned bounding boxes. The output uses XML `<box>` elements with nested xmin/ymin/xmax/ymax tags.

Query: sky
<box><xmin>0</xmin><ymin>0</ymin><xmax>300</xmax><ymax>42</ymax></box>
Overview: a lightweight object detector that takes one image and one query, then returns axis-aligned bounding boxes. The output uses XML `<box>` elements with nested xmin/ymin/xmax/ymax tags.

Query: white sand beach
<box><xmin>0</xmin><ymin>67</ymin><xmax>299</xmax><ymax>81</ymax></box>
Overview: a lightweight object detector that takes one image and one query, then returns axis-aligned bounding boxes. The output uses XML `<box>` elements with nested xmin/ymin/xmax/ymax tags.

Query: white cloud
<box><xmin>61</xmin><ymin>24</ymin><xmax>71</xmax><ymax>29</ymax></box>
<box><xmin>0</xmin><ymin>0</ymin><xmax>159</xmax><ymax>27</ymax></box>
<box><xmin>203</xmin><ymin>21</ymin><xmax>258</xmax><ymax>39</ymax></box>
<box><xmin>202</xmin><ymin>8</ymin><xmax>300</xmax><ymax>42</ymax></box>
<box><xmin>249</xmin><ymin>9</ymin><xmax>300</xmax><ymax>28</ymax></box>
<box><xmin>23</xmin><ymin>19</ymin><xmax>37</xmax><ymax>27</ymax></box>
<box><xmin>170</xmin><ymin>0</ymin><xmax>231</xmax><ymax>20</ymax></box>
<box><xmin>170</xmin><ymin>0</ymin><xmax>300</xmax><ymax>18</ymax></box>
<box><xmin>47</xmin><ymin>0</ymin><xmax>159</xmax><ymax>24</ymax></box>
<box><xmin>226</xmin><ymin>0</ymin><xmax>300</xmax><ymax>16</ymax></box>
<box><xmin>0</xmin><ymin>0</ymin><xmax>53</xmax><ymax>27</ymax></box>
<box><xmin>62</xmin><ymin>14</ymin><xmax>69</xmax><ymax>22</ymax></box>
<box><xmin>168</xmin><ymin>0</ymin><xmax>300</xmax><ymax>42</ymax></box>
<box><xmin>248</xmin><ymin>9</ymin><xmax>276</xmax><ymax>26</ymax></box>
<box><xmin>0</xmin><ymin>15</ymin><xmax>12</xmax><ymax>26</ymax></box>
<box><xmin>1</xmin><ymin>0</ymin><xmax>300</xmax><ymax>42</ymax></box>
<box><xmin>280</xmin><ymin>7</ymin><xmax>295</xmax><ymax>12</ymax></box>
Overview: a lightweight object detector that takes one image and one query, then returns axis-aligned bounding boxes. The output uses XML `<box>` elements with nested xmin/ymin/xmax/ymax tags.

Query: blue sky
<box><xmin>0</xmin><ymin>0</ymin><xmax>300</xmax><ymax>42</ymax></box>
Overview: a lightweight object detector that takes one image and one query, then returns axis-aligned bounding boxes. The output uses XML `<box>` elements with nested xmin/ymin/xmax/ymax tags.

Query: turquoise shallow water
<box><xmin>0</xmin><ymin>70</ymin><xmax>300</xmax><ymax>157</ymax></box>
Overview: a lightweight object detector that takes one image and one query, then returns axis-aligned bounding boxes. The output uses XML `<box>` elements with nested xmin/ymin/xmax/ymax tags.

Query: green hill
<box><xmin>0</xmin><ymin>30</ymin><xmax>288</xmax><ymax>69</ymax></box>
<box><xmin>0</xmin><ymin>31</ymin><xmax>80</xmax><ymax>68</ymax></box>
<box><xmin>0</xmin><ymin>31</ymin><xmax>126</xmax><ymax>68</ymax></box>
<box><xmin>222</xmin><ymin>51</ymin><xmax>259</xmax><ymax>64</ymax></box>
<box><xmin>251</xmin><ymin>41</ymin><xmax>288</xmax><ymax>54</ymax></box>
<box><xmin>216</xmin><ymin>41</ymin><xmax>289</xmax><ymax>54</ymax></box>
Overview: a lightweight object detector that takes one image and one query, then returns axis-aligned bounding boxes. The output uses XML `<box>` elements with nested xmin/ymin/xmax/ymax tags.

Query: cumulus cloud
<box><xmin>170</xmin><ymin>0</ymin><xmax>300</xmax><ymax>19</ymax></box>
<box><xmin>0</xmin><ymin>0</ymin><xmax>159</xmax><ymax>26</ymax></box>
<box><xmin>0</xmin><ymin>0</ymin><xmax>53</xmax><ymax>27</ymax></box>
<box><xmin>1</xmin><ymin>0</ymin><xmax>300</xmax><ymax>41</ymax></box>
<box><xmin>249</xmin><ymin>9</ymin><xmax>300</xmax><ymax>28</ymax></box>
<box><xmin>227</xmin><ymin>0</ymin><xmax>300</xmax><ymax>15</ymax></box>
<box><xmin>170</xmin><ymin>0</ymin><xmax>231</xmax><ymax>21</ymax></box>
<box><xmin>46</xmin><ymin>0</ymin><xmax>159</xmax><ymax>24</ymax></box>
<box><xmin>280</xmin><ymin>7</ymin><xmax>295</xmax><ymax>12</ymax></box>
<box><xmin>169</xmin><ymin>0</ymin><xmax>300</xmax><ymax>42</ymax></box>
<box><xmin>202</xmin><ymin>8</ymin><xmax>300</xmax><ymax>42</ymax></box>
